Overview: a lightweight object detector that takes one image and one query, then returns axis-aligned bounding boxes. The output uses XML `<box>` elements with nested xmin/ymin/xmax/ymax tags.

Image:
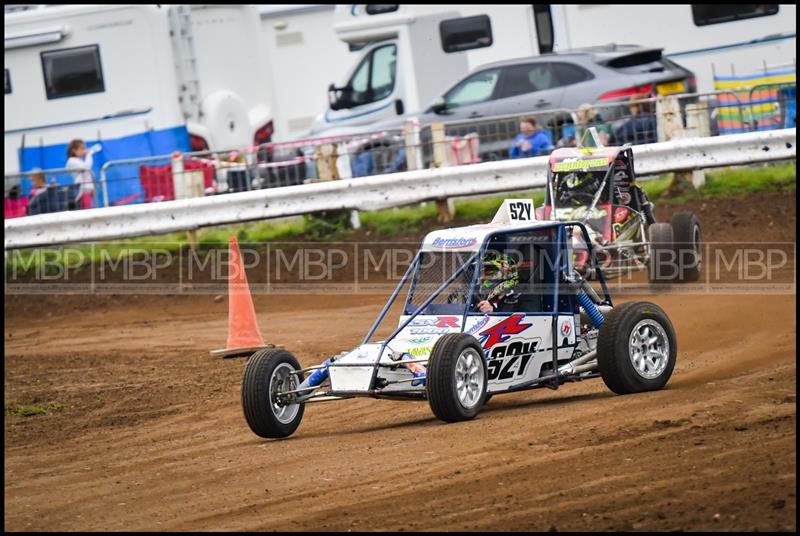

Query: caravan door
<box><xmin>322</xmin><ymin>42</ymin><xmax>401</xmax><ymax>130</ymax></box>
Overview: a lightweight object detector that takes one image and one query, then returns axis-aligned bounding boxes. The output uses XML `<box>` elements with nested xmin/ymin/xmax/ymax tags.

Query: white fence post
<box><xmin>685</xmin><ymin>103</ymin><xmax>711</xmax><ymax>188</ymax></box>
<box><xmin>403</xmin><ymin>117</ymin><xmax>423</xmax><ymax>172</ymax></box>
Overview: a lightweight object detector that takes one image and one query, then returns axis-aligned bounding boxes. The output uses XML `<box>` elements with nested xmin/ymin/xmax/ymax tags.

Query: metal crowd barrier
<box><xmin>5</xmin><ymin>86</ymin><xmax>795</xmax><ymax>221</ymax></box>
<box><xmin>5</xmin><ymin>128</ymin><xmax>795</xmax><ymax>249</ymax></box>
<box><xmin>3</xmin><ymin>166</ymin><xmax>103</xmax><ymax>219</ymax></box>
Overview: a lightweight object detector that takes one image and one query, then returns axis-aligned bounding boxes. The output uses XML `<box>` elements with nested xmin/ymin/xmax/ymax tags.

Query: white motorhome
<box><xmin>258</xmin><ymin>5</ymin><xmax>355</xmax><ymax>142</ymax></box>
<box><xmin>310</xmin><ymin>4</ymin><xmax>542</xmax><ymax>134</ymax></box>
<box><xmin>4</xmin><ymin>4</ymin><xmax>274</xmax><ymax>181</ymax></box>
<box><xmin>310</xmin><ymin>4</ymin><xmax>796</xmax><ymax>135</ymax></box>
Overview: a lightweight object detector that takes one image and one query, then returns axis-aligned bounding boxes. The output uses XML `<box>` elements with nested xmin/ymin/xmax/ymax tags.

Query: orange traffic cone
<box><xmin>210</xmin><ymin>236</ymin><xmax>275</xmax><ymax>358</ymax></box>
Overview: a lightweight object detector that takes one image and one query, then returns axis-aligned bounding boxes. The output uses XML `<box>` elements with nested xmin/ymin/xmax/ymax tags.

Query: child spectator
<box><xmin>66</xmin><ymin>139</ymin><xmax>102</xmax><ymax>209</ymax></box>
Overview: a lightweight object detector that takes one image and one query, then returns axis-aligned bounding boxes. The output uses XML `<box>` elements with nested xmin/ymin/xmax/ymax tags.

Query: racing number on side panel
<box><xmin>486</xmin><ymin>354</ymin><xmax>534</xmax><ymax>381</ymax></box>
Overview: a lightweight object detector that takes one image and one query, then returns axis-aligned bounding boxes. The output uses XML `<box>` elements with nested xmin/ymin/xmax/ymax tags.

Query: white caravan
<box><xmin>310</xmin><ymin>4</ymin><xmax>796</xmax><ymax>135</ymax></box>
<box><xmin>554</xmin><ymin>4</ymin><xmax>797</xmax><ymax>93</ymax></box>
<box><xmin>4</xmin><ymin>4</ymin><xmax>274</xmax><ymax>177</ymax></box>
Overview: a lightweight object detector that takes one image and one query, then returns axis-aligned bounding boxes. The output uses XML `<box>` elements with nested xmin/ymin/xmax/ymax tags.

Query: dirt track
<box><xmin>4</xmin><ymin>192</ymin><xmax>797</xmax><ymax>531</ymax></box>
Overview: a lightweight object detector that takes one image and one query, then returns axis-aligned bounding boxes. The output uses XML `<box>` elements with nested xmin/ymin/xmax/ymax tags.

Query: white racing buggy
<box><xmin>541</xmin><ymin>128</ymin><xmax>703</xmax><ymax>283</ymax></box>
<box><xmin>242</xmin><ymin>199</ymin><xmax>678</xmax><ymax>439</ymax></box>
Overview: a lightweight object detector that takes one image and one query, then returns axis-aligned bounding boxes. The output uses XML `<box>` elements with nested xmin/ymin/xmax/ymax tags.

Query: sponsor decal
<box><xmin>407</xmin><ymin>346</ymin><xmax>432</xmax><ymax>357</ymax></box>
<box><xmin>407</xmin><ymin>336</ymin><xmax>433</xmax><ymax>345</ymax></box>
<box><xmin>561</xmin><ymin>320</ymin><xmax>571</xmax><ymax>336</ymax></box>
<box><xmin>465</xmin><ymin>315</ymin><xmax>490</xmax><ymax>334</ymax></box>
<box><xmin>557</xmin><ymin>206</ymin><xmax>608</xmax><ymax>220</ymax></box>
<box><xmin>408</xmin><ymin>316</ymin><xmax>460</xmax><ymax>335</ymax></box>
<box><xmin>431</xmin><ymin>237</ymin><xmax>478</xmax><ymax>248</ymax></box>
<box><xmin>552</xmin><ymin>157</ymin><xmax>608</xmax><ymax>172</ymax></box>
<box><xmin>408</xmin><ymin>317</ymin><xmax>459</xmax><ymax>328</ymax></box>
<box><xmin>410</xmin><ymin>327</ymin><xmax>449</xmax><ymax>335</ymax></box>
<box><xmin>478</xmin><ymin>314</ymin><xmax>533</xmax><ymax>349</ymax></box>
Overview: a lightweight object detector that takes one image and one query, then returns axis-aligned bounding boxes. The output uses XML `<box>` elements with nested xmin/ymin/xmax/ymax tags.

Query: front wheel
<box><xmin>597</xmin><ymin>302</ymin><xmax>677</xmax><ymax>394</ymax></box>
<box><xmin>427</xmin><ymin>333</ymin><xmax>488</xmax><ymax>423</ymax></box>
<box><xmin>241</xmin><ymin>349</ymin><xmax>305</xmax><ymax>438</ymax></box>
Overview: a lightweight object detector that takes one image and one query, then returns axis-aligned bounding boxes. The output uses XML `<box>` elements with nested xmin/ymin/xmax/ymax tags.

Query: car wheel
<box><xmin>241</xmin><ymin>349</ymin><xmax>305</xmax><ymax>438</ymax></box>
<box><xmin>426</xmin><ymin>333</ymin><xmax>488</xmax><ymax>423</ymax></box>
<box><xmin>671</xmin><ymin>212</ymin><xmax>702</xmax><ymax>282</ymax></box>
<box><xmin>597</xmin><ymin>302</ymin><xmax>677</xmax><ymax>395</ymax></box>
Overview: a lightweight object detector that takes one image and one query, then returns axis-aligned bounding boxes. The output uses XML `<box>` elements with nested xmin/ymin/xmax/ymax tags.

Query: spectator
<box><xmin>557</xmin><ymin>104</ymin><xmax>613</xmax><ymax>147</ymax></box>
<box><xmin>24</xmin><ymin>168</ymin><xmax>49</xmax><ymax>215</ymax></box>
<box><xmin>66</xmin><ymin>139</ymin><xmax>102</xmax><ymax>209</ymax></box>
<box><xmin>577</xmin><ymin>103</ymin><xmax>615</xmax><ymax>145</ymax></box>
<box><xmin>614</xmin><ymin>95</ymin><xmax>657</xmax><ymax>145</ymax></box>
<box><xmin>510</xmin><ymin>116</ymin><xmax>552</xmax><ymax>158</ymax></box>
<box><xmin>29</xmin><ymin>168</ymin><xmax>48</xmax><ymax>198</ymax></box>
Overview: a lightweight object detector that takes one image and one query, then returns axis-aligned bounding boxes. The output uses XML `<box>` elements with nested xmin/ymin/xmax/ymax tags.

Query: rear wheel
<box><xmin>648</xmin><ymin>223</ymin><xmax>676</xmax><ymax>285</ymax></box>
<box><xmin>241</xmin><ymin>349</ymin><xmax>305</xmax><ymax>438</ymax></box>
<box><xmin>597</xmin><ymin>302</ymin><xmax>677</xmax><ymax>394</ymax></box>
<box><xmin>671</xmin><ymin>212</ymin><xmax>702</xmax><ymax>282</ymax></box>
<box><xmin>427</xmin><ymin>333</ymin><xmax>488</xmax><ymax>422</ymax></box>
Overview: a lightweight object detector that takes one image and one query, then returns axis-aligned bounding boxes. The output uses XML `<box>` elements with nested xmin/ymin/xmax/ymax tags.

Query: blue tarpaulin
<box><xmin>17</xmin><ymin>125</ymin><xmax>190</xmax><ymax>207</ymax></box>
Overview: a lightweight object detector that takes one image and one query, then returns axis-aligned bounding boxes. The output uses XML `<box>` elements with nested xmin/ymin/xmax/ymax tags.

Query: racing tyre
<box><xmin>670</xmin><ymin>212</ymin><xmax>702</xmax><ymax>282</ymax></box>
<box><xmin>241</xmin><ymin>349</ymin><xmax>305</xmax><ymax>439</ymax></box>
<box><xmin>426</xmin><ymin>333</ymin><xmax>488</xmax><ymax>423</ymax></box>
<box><xmin>647</xmin><ymin>223</ymin><xmax>676</xmax><ymax>285</ymax></box>
<box><xmin>597</xmin><ymin>302</ymin><xmax>677</xmax><ymax>395</ymax></box>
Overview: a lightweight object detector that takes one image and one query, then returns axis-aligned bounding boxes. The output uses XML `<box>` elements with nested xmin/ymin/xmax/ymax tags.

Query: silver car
<box><xmin>420</xmin><ymin>44</ymin><xmax>695</xmax><ymax>122</ymax></box>
<box><xmin>302</xmin><ymin>45</ymin><xmax>696</xmax><ymax>173</ymax></box>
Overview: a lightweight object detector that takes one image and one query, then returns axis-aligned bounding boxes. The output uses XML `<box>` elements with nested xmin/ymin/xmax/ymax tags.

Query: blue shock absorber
<box><xmin>577</xmin><ymin>291</ymin><xmax>604</xmax><ymax>328</ymax></box>
<box><xmin>401</xmin><ymin>353</ymin><xmax>427</xmax><ymax>387</ymax></box>
<box><xmin>298</xmin><ymin>358</ymin><xmax>334</xmax><ymax>391</ymax></box>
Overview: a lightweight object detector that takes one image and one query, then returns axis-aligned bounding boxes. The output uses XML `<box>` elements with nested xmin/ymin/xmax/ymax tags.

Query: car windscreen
<box><xmin>553</xmin><ymin>170</ymin><xmax>611</xmax><ymax>207</ymax></box>
<box><xmin>404</xmin><ymin>251</ymin><xmax>477</xmax><ymax>315</ymax></box>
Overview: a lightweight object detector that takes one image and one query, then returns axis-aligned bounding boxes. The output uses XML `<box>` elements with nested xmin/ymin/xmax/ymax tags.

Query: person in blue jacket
<box><xmin>510</xmin><ymin>116</ymin><xmax>552</xmax><ymax>158</ymax></box>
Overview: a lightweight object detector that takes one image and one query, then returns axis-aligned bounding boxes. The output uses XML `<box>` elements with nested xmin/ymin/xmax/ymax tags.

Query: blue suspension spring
<box><xmin>577</xmin><ymin>291</ymin><xmax>604</xmax><ymax>328</ymax></box>
<box><xmin>299</xmin><ymin>358</ymin><xmax>334</xmax><ymax>390</ymax></box>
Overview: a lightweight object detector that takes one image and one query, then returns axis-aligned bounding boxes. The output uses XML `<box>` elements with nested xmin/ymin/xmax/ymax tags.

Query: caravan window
<box><xmin>365</xmin><ymin>5</ymin><xmax>398</xmax><ymax>15</ymax></box>
<box><xmin>41</xmin><ymin>45</ymin><xmax>105</xmax><ymax>100</ymax></box>
<box><xmin>347</xmin><ymin>44</ymin><xmax>397</xmax><ymax>107</ymax></box>
<box><xmin>533</xmin><ymin>5</ymin><xmax>554</xmax><ymax>54</ymax></box>
<box><xmin>443</xmin><ymin>68</ymin><xmax>501</xmax><ymax>109</ymax></box>
<box><xmin>691</xmin><ymin>4</ymin><xmax>778</xmax><ymax>26</ymax></box>
<box><xmin>4</xmin><ymin>69</ymin><xmax>10</xmax><ymax>95</ymax></box>
<box><xmin>440</xmin><ymin>15</ymin><xmax>493</xmax><ymax>53</ymax></box>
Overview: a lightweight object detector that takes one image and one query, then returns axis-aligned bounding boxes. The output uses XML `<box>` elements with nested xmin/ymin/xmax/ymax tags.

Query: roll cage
<box><xmin>358</xmin><ymin>220</ymin><xmax>613</xmax><ymax>394</ymax></box>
